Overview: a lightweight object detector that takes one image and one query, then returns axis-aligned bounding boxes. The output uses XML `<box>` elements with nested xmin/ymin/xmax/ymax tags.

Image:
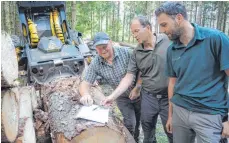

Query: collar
<box><xmin>136</xmin><ymin>33</ymin><xmax>164</xmax><ymax>51</ymax></box>
<box><xmin>173</xmin><ymin>23</ymin><xmax>206</xmax><ymax>49</ymax></box>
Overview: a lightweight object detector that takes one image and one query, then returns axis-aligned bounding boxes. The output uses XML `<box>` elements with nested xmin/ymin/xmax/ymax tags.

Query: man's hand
<box><xmin>129</xmin><ymin>87</ymin><xmax>141</xmax><ymax>100</ymax></box>
<box><xmin>80</xmin><ymin>94</ymin><xmax>93</xmax><ymax>106</ymax></box>
<box><xmin>166</xmin><ymin>117</ymin><xmax>173</xmax><ymax>133</ymax></box>
<box><xmin>222</xmin><ymin>121</ymin><xmax>229</xmax><ymax>138</ymax></box>
<box><xmin>101</xmin><ymin>95</ymin><xmax>114</xmax><ymax>106</ymax></box>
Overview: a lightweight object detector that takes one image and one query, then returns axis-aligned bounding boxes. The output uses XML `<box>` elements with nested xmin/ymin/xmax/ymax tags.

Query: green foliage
<box><xmin>65</xmin><ymin>1</ymin><xmax>229</xmax><ymax>41</ymax></box>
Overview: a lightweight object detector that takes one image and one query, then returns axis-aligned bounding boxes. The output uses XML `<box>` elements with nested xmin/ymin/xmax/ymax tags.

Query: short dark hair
<box><xmin>132</xmin><ymin>15</ymin><xmax>152</xmax><ymax>31</ymax></box>
<box><xmin>155</xmin><ymin>2</ymin><xmax>187</xmax><ymax>20</ymax></box>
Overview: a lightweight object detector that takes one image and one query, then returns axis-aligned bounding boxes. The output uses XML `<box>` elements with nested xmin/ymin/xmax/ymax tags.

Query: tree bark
<box><xmin>40</xmin><ymin>76</ymin><xmax>135</xmax><ymax>143</ymax></box>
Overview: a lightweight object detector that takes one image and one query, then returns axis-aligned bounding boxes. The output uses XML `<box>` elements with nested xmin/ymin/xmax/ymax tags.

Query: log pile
<box><xmin>1</xmin><ymin>32</ymin><xmax>36</xmax><ymax>143</ymax></box>
<box><xmin>1</xmin><ymin>86</ymin><xmax>37</xmax><ymax>143</ymax></box>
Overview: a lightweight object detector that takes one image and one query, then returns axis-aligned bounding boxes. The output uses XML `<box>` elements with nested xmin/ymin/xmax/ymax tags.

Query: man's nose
<box><xmin>159</xmin><ymin>27</ymin><xmax>165</xmax><ymax>33</ymax></box>
<box><xmin>133</xmin><ymin>33</ymin><xmax>138</xmax><ymax>39</ymax></box>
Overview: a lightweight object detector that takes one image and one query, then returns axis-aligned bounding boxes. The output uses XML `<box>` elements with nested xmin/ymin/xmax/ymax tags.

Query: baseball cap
<box><xmin>93</xmin><ymin>32</ymin><xmax>110</xmax><ymax>47</ymax></box>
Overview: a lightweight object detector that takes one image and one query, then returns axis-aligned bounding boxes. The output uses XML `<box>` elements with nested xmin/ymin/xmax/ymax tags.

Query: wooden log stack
<box><xmin>1</xmin><ymin>31</ymin><xmax>36</xmax><ymax>143</ymax></box>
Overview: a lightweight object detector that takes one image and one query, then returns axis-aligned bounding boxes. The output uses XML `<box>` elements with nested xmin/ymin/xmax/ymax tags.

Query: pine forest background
<box><xmin>1</xmin><ymin>1</ymin><xmax>229</xmax><ymax>44</ymax></box>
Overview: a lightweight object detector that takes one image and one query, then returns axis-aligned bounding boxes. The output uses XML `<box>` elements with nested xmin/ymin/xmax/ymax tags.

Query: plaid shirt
<box><xmin>84</xmin><ymin>47</ymin><xmax>136</xmax><ymax>98</ymax></box>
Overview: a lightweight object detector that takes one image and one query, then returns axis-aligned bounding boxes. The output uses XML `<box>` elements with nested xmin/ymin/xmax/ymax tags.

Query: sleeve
<box><xmin>83</xmin><ymin>59</ymin><xmax>98</xmax><ymax>84</ymax></box>
<box><xmin>165</xmin><ymin>46</ymin><xmax>177</xmax><ymax>77</ymax></box>
<box><xmin>215</xmin><ymin>32</ymin><xmax>229</xmax><ymax>71</ymax></box>
<box><xmin>127</xmin><ymin>49</ymin><xmax>138</xmax><ymax>75</ymax></box>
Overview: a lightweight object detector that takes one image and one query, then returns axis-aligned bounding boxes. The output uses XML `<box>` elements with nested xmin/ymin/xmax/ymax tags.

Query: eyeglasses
<box><xmin>96</xmin><ymin>44</ymin><xmax>108</xmax><ymax>52</ymax></box>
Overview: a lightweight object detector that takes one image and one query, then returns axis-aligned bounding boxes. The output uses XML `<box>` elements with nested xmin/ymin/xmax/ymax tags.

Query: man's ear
<box><xmin>146</xmin><ymin>25</ymin><xmax>151</xmax><ymax>31</ymax></box>
<box><xmin>175</xmin><ymin>14</ymin><xmax>183</xmax><ymax>24</ymax></box>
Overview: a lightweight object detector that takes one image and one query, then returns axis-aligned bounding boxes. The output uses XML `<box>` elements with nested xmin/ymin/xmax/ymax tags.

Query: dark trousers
<box><xmin>141</xmin><ymin>89</ymin><xmax>173</xmax><ymax>143</ymax></box>
<box><xmin>116</xmin><ymin>96</ymin><xmax>141</xmax><ymax>143</ymax></box>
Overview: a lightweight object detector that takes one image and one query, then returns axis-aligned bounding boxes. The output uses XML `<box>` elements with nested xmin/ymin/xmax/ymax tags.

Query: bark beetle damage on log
<box><xmin>40</xmin><ymin>76</ymin><xmax>135</xmax><ymax>143</ymax></box>
<box><xmin>1</xmin><ymin>31</ymin><xmax>19</xmax><ymax>88</ymax></box>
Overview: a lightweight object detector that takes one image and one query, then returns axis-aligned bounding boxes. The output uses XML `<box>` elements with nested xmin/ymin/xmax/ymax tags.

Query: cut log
<box><xmin>16</xmin><ymin>118</ymin><xmax>36</xmax><ymax>143</ymax></box>
<box><xmin>1</xmin><ymin>88</ymin><xmax>20</xmax><ymax>142</ymax></box>
<box><xmin>16</xmin><ymin>86</ymin><xmax>36</xmax><ymax>143</ymax></box>
<box><xmin>18</xmin><ymin>87</ymin><xmax>34</xmax><ymax>119</ymax></box>
<box><xmin>1</xmin><ymin>31</ymin><xmax>19</xmax><ymax>88</ymax></box>
<box><xmin>41</xmin><ymin>76</ymin><xmax>135</xmax><ymax>143</ymax></box>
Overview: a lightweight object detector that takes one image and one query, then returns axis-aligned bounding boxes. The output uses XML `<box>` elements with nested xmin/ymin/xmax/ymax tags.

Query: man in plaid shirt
<box><xmin>79</xmin><ymin>32</ymin><xmax>141</xmax><ymax>142</ymax></box>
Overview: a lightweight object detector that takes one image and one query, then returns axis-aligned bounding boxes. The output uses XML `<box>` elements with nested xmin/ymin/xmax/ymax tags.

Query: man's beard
<box><xmin>169</xmin><ymin>24</ymin><xmax>182</xmax><ymax>41</ymax></box>
<box><xmin>169</xmin><ymin>32</ymin><xmax>180</xmax><ymax>41</ymax></box>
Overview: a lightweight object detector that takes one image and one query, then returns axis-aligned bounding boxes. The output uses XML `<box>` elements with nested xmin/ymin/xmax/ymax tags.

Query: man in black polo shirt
<box><xmin>155</xmin><ymin>2</ymin><xmax>229</xmax><ymax>143</ymax></box>
<box><xmin>102</xmin><ymin>16</ymin><xmax>173</xmax><ymax>143</ymax></box>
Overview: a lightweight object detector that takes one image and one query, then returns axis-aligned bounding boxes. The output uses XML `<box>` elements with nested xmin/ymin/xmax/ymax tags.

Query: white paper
<box><xmin>75</xmin><ymin>105</ymin><xmax>109</xmax><ymax>124</ymax></box>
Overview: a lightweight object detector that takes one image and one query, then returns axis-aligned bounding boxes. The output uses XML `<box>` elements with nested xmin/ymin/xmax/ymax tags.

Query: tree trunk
<box><xmin>223</xmin><ymin>8</ymin><xmax>228</xmax><ymax>33</ymax></box>
<box><xmin>194</xmin><ymin>2</ymin><xmax>198</xmax><ymax>22</ymax></box>
<box><xmin>223</xmin><ymin>4</ymin><xmax>229</xmax><ymax>33</ymax></box>
<box><xmin>116</xmin><ymin>1</ymin><xmax>120</xmax><ymax>42</ymax></box>
<box><xmin>217</xmin><ymin>1</ymin><xmax>224</xmax><ymax>30</ymax></box>
<box><xmin>15</xmin><ymin>2</ymin><xmax>21</xmax><ymax>35</ymax></box>
<box><xmin>202</xmin><ymin>6</ymin><xmax>207</xmax><ymax>27</ymax></box>
<box><xmin>71</xmin><ymin>1</ymin><xmax>77</xmax><ymax>30</ymax></box>
<box><xmin>40</xmin><ymin>76</ymin><xmax>135</xmax><ymax>143</ymax></box>
<box><xmin>112</xmin><ymin>3</ymin><xmax>115</xmax><ymax>40</ymax></box>
<box><xmin>1</xmin><ymin>31</ymin><xmax>19</xmax><ymax>88</ymax></box>
<box><xmin>98</xmin><ymin>9</ymin><xmax>101</xmax><ymax>32</ymax></box>
<box><xmin>1</xmin><ymin>2</ymin><xmax>5</xmax><ymax>32</ymax></box>
<box><xmin>10</xmin><ymin>1</ymin><xmax>15</xmax><ymax>34</ymax></box>
<box><xmin>122</xmin><ymin>11</ymin><xmax>125</xmax><ymax>42</ymax></box>
<box><xmin>190</xmin><ymin>2</ymin><xmax>193</xmax><ymax>22</ymax></box>
<box><xmin>144</xmin><ymin>1</ymin><xmax>149</xmax><ymax>16</ymax></box>
<box><xmin>4</xmin><ymin>1</ymin><xmax>11</xmax><ymax>34</ymax></box>
<box><xmin>196</xmin><ymin>1</ymin><xmax>202</xmax><ymax>25</ymax></box>
<box><xmin>90</xmin><ymin>7</ymin><xmax>93</xmax><ymax>39</ymax></box>
<box><xmin>106</xmin><ymin>9</ymin><xmax>108</xmax><ymax>32</ymax></box>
